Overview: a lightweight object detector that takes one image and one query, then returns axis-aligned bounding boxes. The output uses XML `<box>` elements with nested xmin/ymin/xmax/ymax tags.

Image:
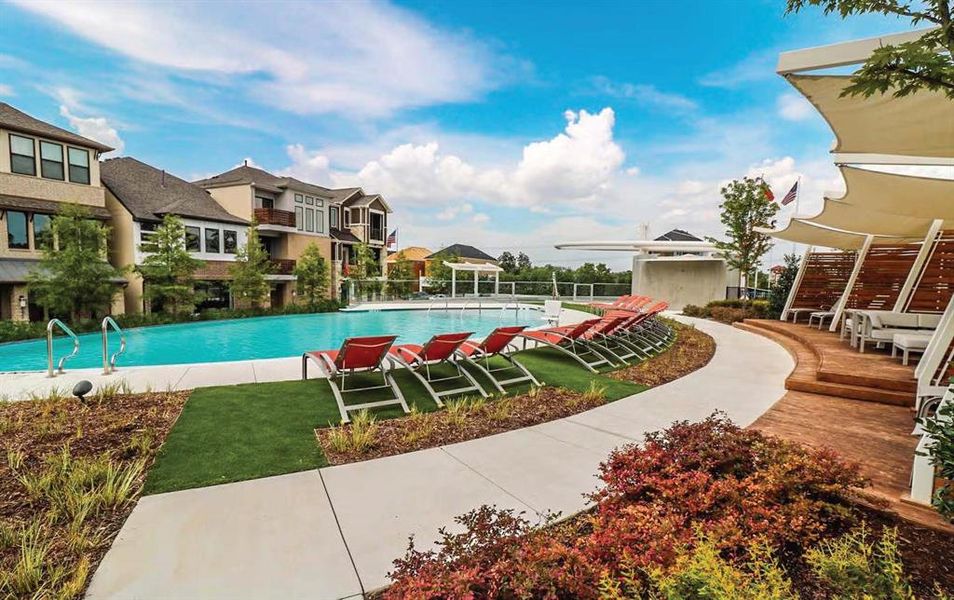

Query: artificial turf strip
<box><xmin>144</xmin><ymin>349</ymin><xmax>645</xmax><ymax>495</ymax></box>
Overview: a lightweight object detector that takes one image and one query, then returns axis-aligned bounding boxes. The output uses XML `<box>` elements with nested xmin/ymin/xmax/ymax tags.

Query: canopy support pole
<box><xmin>781</xmin><ymin>245</ymin><xmax>813</xmax><ymax>321</ymax></box>
<box><xmin>895</xmin><ymin>219</ymin><xmax>943</xmax><ymax>312</ymax></box>
<box><xmin>829</xmin><ymin>235</ymin><xmax>872</xmax><ymax>333</ymax></box>
<box><xmin>473</xmin><ymin>271</ymin><xmax>478</xmax><ymax>296</ymax></box>
<box><xmin>451</xmin><ymin>269</ymin><xmax>456</xmax><ymax>298</ymax></box>
<box><xmin>494</xmin><ymin>272</ymin><xmax>499</xmax><ymax>296</ymax></box>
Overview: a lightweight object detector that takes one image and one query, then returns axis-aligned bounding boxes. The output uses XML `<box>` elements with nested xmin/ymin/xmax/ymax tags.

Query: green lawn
<box><xmin>144</xmin><ymin>348</ymin><xmax>646</xmax><ymax>495</ymax></box>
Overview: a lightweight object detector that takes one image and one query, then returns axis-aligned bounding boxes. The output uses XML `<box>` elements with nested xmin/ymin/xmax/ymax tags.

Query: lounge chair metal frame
<box><xmin>457</xmin><ymin>326</ymin><xmax>542</xmax><ymax>393</ymax></box>
<box><xmin>519</xmin><ymin>318</ymin><xmax>614</xmax><ymax>373</ymax></box>
<box><xmin>388</xmin><ymin>333</ymin><xmax>488</xmax><ymax>406</ymax></box>
<box><xmin>302</xmin><ymin>336</ymin><xmax>409</xmax><ymax>425</ymax></box>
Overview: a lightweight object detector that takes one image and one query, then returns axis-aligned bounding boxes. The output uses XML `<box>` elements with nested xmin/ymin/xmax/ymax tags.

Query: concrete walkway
<box><xmin>85</xmin><ymin>317</ymin><xmax>793</xmax><ymax>599</ymax></box>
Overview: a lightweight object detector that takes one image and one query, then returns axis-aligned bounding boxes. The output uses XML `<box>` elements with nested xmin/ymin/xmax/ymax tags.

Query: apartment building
<box><xmin>194</xmin><ymin>164</ymin><xmax>392</xmax><ymax>299</ymax></box>
<box><xmin>0</xmin><ymin>102</ymin><xmax>122</xmax><ymax>321</ymax></box>
<box><xmin>100</xmin><ymin>157</ymin><xmax>250</xmax><ymax>313</ymax></box>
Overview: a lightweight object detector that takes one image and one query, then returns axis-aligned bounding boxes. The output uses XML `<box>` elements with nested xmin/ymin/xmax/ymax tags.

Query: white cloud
<box><xmin>777</xmin><ymin>93</ymin><xmax>814</xmax><ymax>121</ymax></box>
<box><xmin>591</xmin><ymin>76</ymin><xmax>697</xmax><ymax>113</ymax></box>
<box><xmin>58</xmin><ymin>105</ymin><xmax>125</xmax><ymax>155</ymax></box>
<box><xmin>0</xmin><ymin>84</ymin><xmax>12</xmax><ymax>97</ymax></box>
<box><xmin>436</xmin><ymin>203</ymin><xmax>473</xmax><ymax>221</ymax></box>
<box><xmin>12</xmin><ymin>0</ymin><xmax>509</xmax><ymax>118</ymax></box>
<box><xmin>471</xmin><ymin>213</ymin><xmax>490</xmax><ymax>224</ymax></box>
<box><xmin>698</xmin><ymin>50</ymin><xmax>776</xmax><ymax>88</ymax></box>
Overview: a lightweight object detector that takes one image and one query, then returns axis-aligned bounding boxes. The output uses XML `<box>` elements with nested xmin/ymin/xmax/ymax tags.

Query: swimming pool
<box><xmin>0</xmin><ymin>308</ymin><xmax>543</xmax><ymax>372</ymax></box>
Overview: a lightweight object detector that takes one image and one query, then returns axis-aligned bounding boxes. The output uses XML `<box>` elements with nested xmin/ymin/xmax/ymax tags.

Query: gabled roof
<box><xmin>193</xmin><ymin>165</ymin><xmax>367</xmax><ymax>203</ymax></box>
<box><xmin>654</xmin><ymin>229</ymin><xmax>702</xmax><ymax>242</ymax></box>
<box><xmin>101</xmin><ymin>157</ymin><xmax>248</xmax><ymax>225</ymax></box>
<box><xmin>386</xmin><ymin>246</ymin><xmax>432</xmax><ymax>262</ymax></box>
<box><xmin>343</xmin><ymin>192</ymin><xmax>392</xmax><ymax>212</ymax></box>
<box><xmin>330</xmin><ymin>227</ymin><xmax>361</xmax><ymax>243</ymax></box>
<box><xmin>427</xmin><ymin>244</ymin><xmax>496</xmax><ymax>262</ymax></box>
<box><xmin>0</xmin><ymin>102</ymin><xmax>114</xmax><ymax>152</ymax></box>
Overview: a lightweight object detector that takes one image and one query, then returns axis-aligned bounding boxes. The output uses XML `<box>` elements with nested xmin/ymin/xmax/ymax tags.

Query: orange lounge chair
<box><xmin>456</xmin><ymin>326</ymin><xmax>542</xmax><ymax>393</ymax></box>
<box><xmin>518</xmin><ymin>318</ymin><xmax>613</xmax><ymax>373</ymax></box>
<box><xmin>302</xmin><ymin>335</ymin><xmax>409</xmax><ymax>424</ymax></box>
<box><xmin>388</xmin><ymin>332</ymin><xmax>488</xmax><ymax>406</ymax></box>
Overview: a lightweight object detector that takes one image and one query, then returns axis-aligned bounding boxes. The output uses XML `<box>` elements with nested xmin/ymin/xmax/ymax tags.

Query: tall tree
<box><xmin>228</xmin><ymin>223</ymin><xmax>272</xmax><ymax>308</ymax></box>
<box><xmin>137</xmin><ymin>214</ymin><xmax>204</xmax><ymax>314</ymax></box>
<box><xmin>709</xmin><ymin>176</ymin><xmax>779</xmax><ymax>297</ymax></box>
<box><xmin>769</xmin><ymin>253</ymin><xmax>802</xmax><ymax>318</ymax></box>
<box><xmin>27</xmin><ymin>203</ymin><xmax>124</xmax><ymax>322</ymax></box>
<box><xmin>497</xmin><ymin>251</ymin><xmax>517</xmax><ymax>274</ymax></box>
<box><xmin>424</xmin><ymin>252</ymin><xmax>458</xmax><ymax>295</ymax></box>
<box><xmin>787</xmin><ymin>0</ymin><xmax>954</xmax><ymax>98</ymax></box>
<box><xmin>350</xmin><ymin>242</ymin><xmax>381</xmax><ymax>299</ymax></box>
<box><xmin>516</xmin><ymin>252</ymin><xmax>532</xmax><ymax>271</ymax></box>
<box><xmin>293</xmin><ymin>242</ymin><xmax>330</xmax><ymax>309</ymax></box>
<box><xmin>386</xmin><ymin>250</ymin><xmax>415</xmax><ymax>299</ymax></box>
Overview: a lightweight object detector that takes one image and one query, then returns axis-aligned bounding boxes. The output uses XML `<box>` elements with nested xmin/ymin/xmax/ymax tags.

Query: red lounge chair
<box><xmin>589</xmin><ymin>295</ymin><xmax>635</xmax><ymax>311</ymax></box>
<box><xmin>456</xmin><ymin>326</ymin><xmax>542</xmax><ymax>393</ymax></box>
<box><xmin>302</xmin><ymin>335</ymin><xmax>409</xmax><ymax>424</ymax></box>
<box><xmin>518</xmin><ymin>318</ymin><xmax>613</xmax><ymax>373</ymax></box>
<box><xmin>388</xmin><ymin>332</ymin><xmax>488</xmax><ymax>406</ymax></box>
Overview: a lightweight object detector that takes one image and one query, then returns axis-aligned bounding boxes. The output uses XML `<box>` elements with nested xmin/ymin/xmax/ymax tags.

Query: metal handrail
<box><xmin>46</xmin><ymin>319</ymin><xmax>79</xmax><ymax>378</ymax></box>
<box><xmin>101</xmin><ymin>316</ymin><xmax>127</xmax><ymax>374</ymax></box>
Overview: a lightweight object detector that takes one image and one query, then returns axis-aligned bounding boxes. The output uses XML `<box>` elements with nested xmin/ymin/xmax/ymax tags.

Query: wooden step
<box><xmin>735</xmin><ymin>321</ymin><xmax>915</xmax><ymax>408</ymax></box>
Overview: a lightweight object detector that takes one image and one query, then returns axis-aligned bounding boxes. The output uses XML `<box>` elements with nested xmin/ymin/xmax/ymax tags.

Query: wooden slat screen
<box><xmin>791</xmin><ymin>251</ymin><xmax>856</xmax><ymax>311</ymax></box>
<box><xmin>907</xmin><ymin>230</ymin><xmax>954</xmax><ymax>314</ymax></box>
<box><xmin>844</xmin><ymin>244</ymin><xmax>920</xmax><ymax>311</ymax></box>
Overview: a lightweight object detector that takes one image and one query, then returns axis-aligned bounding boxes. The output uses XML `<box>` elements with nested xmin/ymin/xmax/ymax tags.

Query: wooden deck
<box><xmin>738</xmin><ymin>319</ymin><xmax>952</xmax><ymax>533</ymax></box>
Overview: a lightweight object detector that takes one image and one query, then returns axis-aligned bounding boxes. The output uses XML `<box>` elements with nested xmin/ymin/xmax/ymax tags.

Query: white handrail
<box><xmin>46</xmin><ymin>319</ymin><xmax>79</xmax><ymax>378</ymax></box>
<box><xmin>101</xmin><ymin>316</ymin><xmax>127</xmax><ymax>374</ymax></box>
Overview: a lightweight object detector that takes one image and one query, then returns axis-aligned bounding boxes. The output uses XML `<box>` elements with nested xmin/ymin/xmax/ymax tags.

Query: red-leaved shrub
<box><xmin>384</xmin><ymin>414</ymin><xmax>866</xmax><ymax>599</ymax></box>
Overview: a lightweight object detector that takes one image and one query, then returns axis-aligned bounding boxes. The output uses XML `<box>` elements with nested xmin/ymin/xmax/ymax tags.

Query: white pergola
<box><xmin>770</xmin><ymin>29</ymin><xmax>954</xmax><ymax>505</ymax></box>
<box><xmin>444</xmin><ymin>261</ymin><xmax>504</xmax><ymax>298</ymax></box>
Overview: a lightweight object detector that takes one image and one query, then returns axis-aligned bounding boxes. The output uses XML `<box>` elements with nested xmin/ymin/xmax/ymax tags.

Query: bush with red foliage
<box><xmin>384</xmin><ymin>414</ymin><xmax>866</xmax><ymax>599</ymax></box>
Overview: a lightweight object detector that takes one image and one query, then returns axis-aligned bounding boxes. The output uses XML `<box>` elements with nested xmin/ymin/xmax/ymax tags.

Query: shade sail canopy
<box><xmin>833</xmin><ymin>166</ymin><xmax>954</xmax><ymax>220</ymax></box>
<box><xmin>756</xmin><ymin>219</ymin><xmax>915</xmax><ymax>250</ymax></box>
<box><xmin>803</xmin><ymin>198</ymin><xmax>943</xmax><ymax>238</ymax></box>
<box><xmin>788</xmin><ymin>75</ymin><xmax>954</xmax><ymax>159</ymax></box>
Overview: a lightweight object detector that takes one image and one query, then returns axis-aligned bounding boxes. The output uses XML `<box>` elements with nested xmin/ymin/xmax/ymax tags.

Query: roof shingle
<box><xmin>0</xmin><ymin>103</ymin><xmax>114</xmax><ymax>152</ymax></box>
<box><xmin>101</xmin><ymin>158</ymin><xmax>248</xmax><ymax>225</ymax></box>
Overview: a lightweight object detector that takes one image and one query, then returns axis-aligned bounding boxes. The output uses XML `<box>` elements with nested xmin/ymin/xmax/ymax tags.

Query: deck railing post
<box><xmin>781</xmin><ymin>246</ymin><xmax>813</xmax><ymax>321</ymax></box>
<box><xmin>829</xmin><ymin>236</ymin><xmax>872</xmax><ymax>333</ymax></box>
<box><xmin>895</xmin><ymin>219</ymin><xmax>943</xmax><ymax>312</ymax></box>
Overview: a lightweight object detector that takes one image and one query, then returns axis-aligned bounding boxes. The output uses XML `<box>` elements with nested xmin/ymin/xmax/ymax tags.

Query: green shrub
<box><xmin>806</xmin><ymin>526</ymin><xmax>916</xmax><ymax>600</ymax></box>
<box><xmin>681</xmin><ymin>304</ymin><xmax>709</xmax><ymax>318</ymax></box>
<box><xmin>918</xmin><ymin>401</ymin><xmax>954</xmax><ymax>521</ymax></box>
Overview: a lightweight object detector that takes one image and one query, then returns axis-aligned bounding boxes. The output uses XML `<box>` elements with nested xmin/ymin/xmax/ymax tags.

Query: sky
<box><xmin>0</xmin><ymin>0</ymin><xmax>923</xmax><ymax>270</ymax></box>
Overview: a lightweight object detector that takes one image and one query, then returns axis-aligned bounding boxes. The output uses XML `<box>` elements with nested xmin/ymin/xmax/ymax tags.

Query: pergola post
<box><xmin>894</xmin><ymin>219</ymin><xmax>943</xmax><ymax>312</ymax></box>
<box><xmin>473</xmin><ymin>270</ymin><xmax>478</xmax><ymax>296</ymax></box>
<box><xmin>829</xmin><ymin>235</ymin><xmax>872</xmax><ymax>332</ymax></box>
<box><xmin>781</xmin><ymin>245</ymin><xmax>813</xmax><ymax>321</ymax></box>
<box><xmin>451</xmin><ymin>269</ymin><xmax>456</xmax><ymax>298</ymax></box>
<box><xmin>494</xmin><ymin>272</ymin><xmax>499</xmax><ymax>295</ymax></box>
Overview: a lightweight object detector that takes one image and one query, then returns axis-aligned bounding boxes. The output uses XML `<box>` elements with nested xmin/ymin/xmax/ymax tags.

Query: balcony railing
<box><xmin>269</xmin><ymin>258</ymin><xmax>296</xmax><ymax>274</ymax></box>
<box><xmin>254</xmin><ymin>208</ymin><xmax>297</xmax><ymax>228</ymax></box>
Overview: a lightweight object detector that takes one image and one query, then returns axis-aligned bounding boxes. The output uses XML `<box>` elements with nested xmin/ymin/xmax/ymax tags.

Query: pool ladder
<box><xmin>101</xmin><ymin>317</ymin><xmax>127</xmax><ymax>375</ymax></box>
<box><xmin>45</xmin><ymin>317</ymin><xmax>127</xmax><ymax>377</ymax></box>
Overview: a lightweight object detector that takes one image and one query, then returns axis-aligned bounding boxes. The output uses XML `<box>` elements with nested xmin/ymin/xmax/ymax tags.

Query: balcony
<box><xmin>254</xmin><ymin>207</ymin><xmax>297</xmax><ymax>228</ymax></box>
<box><xmin>370</xmin><ymin>228</ymin><xmax>385</xmax><ymax>244</ymax></box>
<box><xmin>269</xmin><ymin>258</ymin><xmax>296</xmax><ymax>274</ymax></box>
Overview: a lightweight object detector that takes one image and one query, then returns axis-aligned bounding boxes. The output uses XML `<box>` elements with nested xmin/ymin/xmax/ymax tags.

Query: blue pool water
<box><xmin>0</xmin><ymin>308</ymin><xmax>542</xmax><ymax>372</ymax></box>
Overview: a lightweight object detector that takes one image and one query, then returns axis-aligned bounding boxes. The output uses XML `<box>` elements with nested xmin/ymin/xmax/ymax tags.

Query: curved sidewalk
<box><xmin>86</xmin><ymin>317</ymin><xmax>793</xmax><ymax>600</ymax></box>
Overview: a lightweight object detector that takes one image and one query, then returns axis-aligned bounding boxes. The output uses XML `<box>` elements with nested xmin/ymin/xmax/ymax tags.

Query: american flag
<box><xmin>386</xmin><ymin>229</ymin><xmax>397</xmax><ymax>248</ymax></box>
<box><xmin>781</xmin><ymin>180</ymin><xmax>799</xmax><ymax>206</ymax></box>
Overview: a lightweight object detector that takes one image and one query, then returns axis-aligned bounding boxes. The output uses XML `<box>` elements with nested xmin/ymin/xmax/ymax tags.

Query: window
<box><xmin>315</xmin><ymin>197</ymin><xmax>324</xmax><ymax>207</ymax></box>
<box><xmin>316</xmin><ymin>210</ymin><xmax>325</xmax><ymax>234</ymax></box>
<box><xmin>33</xmin><ymin>214</ymin><xmax>52</xmax><ymax>249</ymax></box>
<box><xmin>6</xmin><ymin>211</ymin><xmax>28</xmax><ymax>249</ymax></box>
<box><xmin>67</xmin><ymin>147</ymin><xmax>90</xmax><ymax>184</ymax></box>
<box><xmin>295</xmin><ymin>206</ymin><xmax>303</xmax><ymax>231</ymax></box>
<box><xmin>185</xmin><ymin>226</ymin><xmax>201</xmax><ymax>252</ymax></box>
<box><xmin>256</xmin><ymin>196</ymin><xmax>274</xmax><ymax>209</ymax></box>
<box><xmin>343</xmin><ymin>209</ymin><xmax>351</xmax><ymax>226</ymax></box>
<box><xmin>330</xmin><ymin>206</ymin><xmax>339</xmax><ymax>229</ymax></box>
<box><xmin>224</xmin><ymin>230</ymin><xmax>237</xmax><ymax>254</ymax></box>
<box><xmin>204</xmin><ymin>228</ymin><xmax>220</xmax><ymax>253</ymax></box>
<box><xmin>39</xmin><ymin>141</ymin><xmax>64</xmax><ymax>180</ymax></box>
<box><xmin>295</xmin><ymin>193</ymin><xmax>303</xmax><ymax>203</ymax></box>
<box><xmin>9</xmin><ymin>134</ymin><xmax>35</xmax><ymax>176</ymax></box>
<box><xmin>139</xmin><ymin>222</ymin><xmax>158</xmax><ymax>251</ymax></box>
<box><xmin>305</xmin><ymin>208</ymin><xmax>314</xmax><ymax>232</ymax></box>
<box><xmin>305</xmin><ymin>196</ymin><xmax>314</xmax><ymax>205</ymax></box>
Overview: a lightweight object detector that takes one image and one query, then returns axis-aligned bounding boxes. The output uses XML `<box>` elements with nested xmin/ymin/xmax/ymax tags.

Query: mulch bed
<box><xmin>609</xmin><ymin>320</ymin><xmax>716</xmax><ymax>387</ymax></box>
<box><xmin>0</xmin><ymin>392</ymin><xmax>187</xmax><ymax>598</ymax></box>
<box><xmin>318</xmin><ymin>387</ymin><xmax>607</xmax><ymax>465</ymax></box>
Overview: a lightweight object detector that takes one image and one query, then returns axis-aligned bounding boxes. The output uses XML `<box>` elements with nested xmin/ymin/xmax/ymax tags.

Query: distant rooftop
<box><xmin>427</xmin><ymin>244</ymin><xmax>496</xmax><ymax>262</ymax></box>
<box><xmin>0</xmin><ymin>102</ymin><xmax>114</xmax><ymax>152</ymax></box>
<box><xmin>654</xmin><ymin>229</ymin><xmax>702</xmax><ymax>242</ymax></box>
